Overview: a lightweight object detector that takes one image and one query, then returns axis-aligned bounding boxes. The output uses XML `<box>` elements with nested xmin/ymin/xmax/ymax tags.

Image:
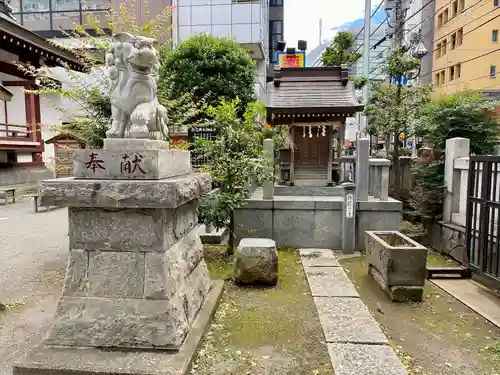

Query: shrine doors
<box><xmin>294</xmin><ymin>125</ymin><xmax>332</xmax><ymax>167</ymax></box>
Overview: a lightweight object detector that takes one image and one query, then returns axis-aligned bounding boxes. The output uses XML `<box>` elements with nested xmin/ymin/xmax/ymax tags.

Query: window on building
<box><xmin>493</xmin><ymin>29</ymin><xmax>499</xmax><ymax>42</ymax></box>
<box><xmin>435</xmin><ymin>73</ymin><xmax>441</xmax><ymax>86</ymax></box>
<box><xmin>11</xmin><ymin>0</ymin><xmax>110</xmax><ymax>35</ymax></box>
<box><xmin>452</xmin><ymin>1</ymin><xmax>458</xmax><ymax>17</ymax></box>
<box><xmin>269</xmin><ymin>20</ymin><xmax>283</xmax><ymax>64</ymax></box>
<box><xmin>440</xmin><ymin>70</ymin><xmax>446</xmax><ymax>84</ymax></box>
<box><xmin>459</xmin><ymin>0</ymin><xmax>465</xmax><ymax>12</ymax></box>
<box><xmin>270</xmin><ymin>0</ymin><xmax>283</xmax><ymax>5</ymax></box>
<box><xmin>449</xmin><ymin>65</ymin><xmax>455</xmax><ymax>81</ymax></box>
<box><xmin>455</xmin><ymin>63</ymin><xmax>462</xmax><ymax>78</ymax></box>
<box><xmin>441</xmin><ymin>39</ymin><xmax>447</xmax><ymax>56</ymax></box>
<box><xmin>491</xmin><ymin>64</ymin><xmax>497</xmax><ymax>78</ymax></box>
<box><xmin>436</xmin><ymin>42</ymin><xmax>441</xmax><ymax>58</ymax></box>
<box><xmin>451</xmin><ymin>33</ymin><xmax>456</xmax><ymax>49</ymax></box>
<box><xmin>495</xmin><ymin>0</ymin><xmax>499</xmax><ymax>7</ymax></box>
<box><xmin>456</xmin><ymin>28</ymin><xmax>463</xmax><ymax>45</ymax></box>
<box><xmin>438</xmin><ymin>13</ymin><xmax>443</xmax><ymax>27</ymax></box>
<box><xmin>443</xmin><ymin>8</ymin><xmax>449</xmax><ymax>23</ymax></box>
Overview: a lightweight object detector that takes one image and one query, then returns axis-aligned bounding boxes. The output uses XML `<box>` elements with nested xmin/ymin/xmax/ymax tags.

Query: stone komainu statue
<box><xmin>105</xmin><ymin>33</ymin><xmax>168</xmax><ymax>140</ymax></box>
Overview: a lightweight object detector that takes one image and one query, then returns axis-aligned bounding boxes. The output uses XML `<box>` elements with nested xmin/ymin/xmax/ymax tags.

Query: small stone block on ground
<box><xmin>304</xmin><ymin>267</ymin><xmax>358</xmax><ymax>297</ymax></box>
<box><xmin>198</xmin><ymin>224</ymin><xmax>228</xmax><ymax>245</ymax></box>
<box><xmin>13</xmin><ymin>281</ymin><xmax>225</xmax><ymax>375</ymax></box>
<box><xmin>299</xmin><ymin>248</ymin><xmax>340</xmax><ymax>267</ymax></box>
<box><xmin>314</xmin><ymin>297</ymin><xmax>388</xmax><ymax>345</ymax></box>
<box><xmin>234</xmin><ymin>238</ymin><xmax>278</xmax><ymax>286</ymax></box>
<box><xmin>328</xmin><ymin>343</ymin><xmax>408</xmax><ymax>375</ymax></box>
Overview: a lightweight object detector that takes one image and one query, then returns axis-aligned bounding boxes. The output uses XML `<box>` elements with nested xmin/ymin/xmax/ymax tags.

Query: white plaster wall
<box><xmin>0</xmin><ymin>98</ymin><xmax>5</xmax><ymax>124</ymax></box>
<box><xmin>5</xmin><ymin>86</ymin><xmax>26</xmax><ymax>127</ymax></box>
<box><xmin>17</xmin><ymin>153</ymin><xmax>33</xmax><ymax>163</ymax></box>
<box><xmin>0</xmin><ymin>74</ymin><xmax>28</xmax><ymax>135</ymax></box>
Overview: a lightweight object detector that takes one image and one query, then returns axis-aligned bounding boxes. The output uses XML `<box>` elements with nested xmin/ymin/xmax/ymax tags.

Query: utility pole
<box><xmin>394</xmin><ymin>0</ymin><xmax>405</xmax><ymax>48</ymax></box>
<box><xmin>359</xmin><ymin>0</ymin><xmax>371</xmax><ymax>136</ymax></box>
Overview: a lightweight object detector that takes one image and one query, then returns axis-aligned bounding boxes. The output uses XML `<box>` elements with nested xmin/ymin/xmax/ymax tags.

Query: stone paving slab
<box><xmin>299</xmin><ymin>248</ymin><xmax>340</xmax><ymax>267</ymax></box>
<box><xmin>328</xmin><ymin>343</ymin><xmax>408</xmax><ymax>375</ymax></box>
<box><xmin>314</xmin><ymin>297</ymin><xmax>388</xmax><ymax>345</ymax></box>
<box><xmin>304</xmin><ymin>267</ymin><xmax>359</xmax><ymax>297</ymax></box>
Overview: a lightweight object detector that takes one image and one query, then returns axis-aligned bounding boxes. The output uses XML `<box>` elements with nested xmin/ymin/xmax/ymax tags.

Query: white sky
<box><xmin>284</xmin><ymin>0</ymin><xmax>368</xmax><ymax>51</ymax></box>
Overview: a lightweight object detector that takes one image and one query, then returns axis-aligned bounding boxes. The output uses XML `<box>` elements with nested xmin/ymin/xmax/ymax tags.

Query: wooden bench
<box><xmin>0</xmin><ymin>184</ymin><xmax>38</xmax><ymax>208</ymax></box>
<box><xmin>0</xmin><ymin>187</ymin><xmax>16</xmax><ymax>205</ymax></box>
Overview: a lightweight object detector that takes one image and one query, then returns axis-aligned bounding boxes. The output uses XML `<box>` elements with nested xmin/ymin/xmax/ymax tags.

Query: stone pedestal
<box><xmin>15</xmin><ymin>140</ymin><xmax>223</xmax><ymax>375</ymax></box>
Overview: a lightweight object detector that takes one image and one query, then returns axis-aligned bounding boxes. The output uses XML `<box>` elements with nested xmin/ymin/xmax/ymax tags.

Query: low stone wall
<box><xmin>0</xmin><ymin>166</ymin><xmax>53</xmax><ymax>187</ymax></box>
<box><xmin>234</xmin><ymin>194</ymin><xmax>402</xmax><ymax>250</ymax></box>
<box><xmin>430</xmin><ymin>221</ymin><xmax>468</xmax><ymax>266</ymax></box>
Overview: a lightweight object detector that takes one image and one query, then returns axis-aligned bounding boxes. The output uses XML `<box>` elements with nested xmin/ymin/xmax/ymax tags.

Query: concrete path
<box><xmin>299</xmin><ymin>249</ymin><xmax>408</xmax><ymax>375</ymax></box>
<box><xmin>431</xmin><ymin>278</ymin><xmax>500</xmax><ymax>328</ymax></box>
<box><xmin>0</xmin><ymin>200</ymin><xmax>68</xmax><ymax>375</ymax></box>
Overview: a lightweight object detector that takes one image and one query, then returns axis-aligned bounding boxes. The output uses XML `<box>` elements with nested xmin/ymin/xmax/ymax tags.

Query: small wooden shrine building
<box><xmin>267</xmin><ymin>65</ymin><xmax>363</xmax><ymax>186</ymax></box>
<box><xmin>45</xmin><ymin>132</ymin><xmax>87</xmax><ymax>178</ymax></box>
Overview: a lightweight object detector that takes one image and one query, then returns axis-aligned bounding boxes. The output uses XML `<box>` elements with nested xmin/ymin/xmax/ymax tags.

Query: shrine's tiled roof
<box><xmin>267</xmin><ymin>66</ymin><xmax>363</xmax><ymax>113</ymax></box>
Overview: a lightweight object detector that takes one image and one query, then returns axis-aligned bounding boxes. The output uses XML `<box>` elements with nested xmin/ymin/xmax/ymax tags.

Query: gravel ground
<box><xmin>0</xmin><ymin>200</ymin><xmax>68</xmax><ymax>375</ymax></box>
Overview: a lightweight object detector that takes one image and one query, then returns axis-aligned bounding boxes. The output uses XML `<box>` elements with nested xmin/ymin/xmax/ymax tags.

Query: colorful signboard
<box><xmin>276</xmin><ymin>51</ymin><xmax>306</xmax><ymax>68</ymax></box>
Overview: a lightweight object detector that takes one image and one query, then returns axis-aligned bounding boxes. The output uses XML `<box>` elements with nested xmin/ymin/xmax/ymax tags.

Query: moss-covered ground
<box><xmin>192</xmin><ymin>246</ymin><xmax>333</xmax><ymax>375</ymax></box>
<box><xmin>340</xmin><ymin>251</ymin><xmax>500</xmax><ymax>375</ymax></box>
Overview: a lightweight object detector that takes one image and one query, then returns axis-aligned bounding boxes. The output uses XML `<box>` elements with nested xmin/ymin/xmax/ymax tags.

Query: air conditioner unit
<box><xmin>384</xmin><ymin>0</ymin><xmax>397</xmax><ymax>11</ymax></box>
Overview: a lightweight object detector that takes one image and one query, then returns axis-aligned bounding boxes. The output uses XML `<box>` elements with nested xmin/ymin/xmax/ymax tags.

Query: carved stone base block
<box><xmin>73</xmin><ymin>146</ymin><xmax>191</xmax><ymax>180</ymax></box>
<box><xmin>37</xmin><ymin>173</ymin><xmax>213</xmax><ymax>350</ymax></box>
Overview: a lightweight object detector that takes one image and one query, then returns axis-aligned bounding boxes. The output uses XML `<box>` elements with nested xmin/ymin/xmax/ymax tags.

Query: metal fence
<box><xmin>466</xmin><ymin>156</ymin><xmax>500</xmax><ymax>288</ymax></box>
<box><xmin>188</xmin><ymin>126</ymin><xmax>216</xmax><ymax>170</ymax></box>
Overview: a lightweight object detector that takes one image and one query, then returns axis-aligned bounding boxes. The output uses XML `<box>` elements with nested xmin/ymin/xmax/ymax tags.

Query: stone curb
<box><xmin>299</xmin><ymin>249</ymin><xmax>408</xmax><ymax>375</ymax></box>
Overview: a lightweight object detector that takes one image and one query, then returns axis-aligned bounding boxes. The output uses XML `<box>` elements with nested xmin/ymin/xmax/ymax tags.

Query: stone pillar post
<box><xmin>263</xmin><ymin>138</ymin><xmax>274</xmax><ymax>199</ymax></box>
<box><xmin>356</xmin><ymin>137</ymin><xmax>370</xmax><ymax>201</ymax></box>
<box><xmin>380</xmin><ymin>163</ymin><xmax>390</xmax><ymax>201</ymax></box>
<box><xmin>342</xmin><ymin>182</ymin><xmax>357</xmax><ymax>253</ymax></box>
<box><xmin>444</xmin><ymin>138</ymin><xmax>470</xmax><ymax>222</ymax></box>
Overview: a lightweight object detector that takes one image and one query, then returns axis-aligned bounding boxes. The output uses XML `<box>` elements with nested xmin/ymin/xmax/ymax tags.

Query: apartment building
<box><xmin>433</xmin><ymin>0</ymin><xmax>500</xmax><ymax>95</ymax></box>
<box><xmin>9</xmin><ymin>0</ymin><xmax>171</xmax><ymax>37</ymax></box>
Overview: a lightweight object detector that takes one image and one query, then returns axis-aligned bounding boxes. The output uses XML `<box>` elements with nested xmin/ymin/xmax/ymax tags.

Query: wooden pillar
<box><xmin>290</xmin><ymin>126</ymin><xmax>295</xmax><ymax>185</ymax></box>
<box><xmin>327</xmin><ymin>126</ymin><xmax>333</xmax><ymax>186</ymax></box>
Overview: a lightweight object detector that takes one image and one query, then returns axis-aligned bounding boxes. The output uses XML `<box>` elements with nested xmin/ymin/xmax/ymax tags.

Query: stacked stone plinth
<box><xmin>39</xmin><ymin>139</ymin><xmax>213</xmax><ymax>350</ymax></box>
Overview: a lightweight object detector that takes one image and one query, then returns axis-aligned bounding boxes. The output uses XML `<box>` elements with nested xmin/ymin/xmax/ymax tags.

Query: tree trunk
<box><xmin>226</xmin><ymin>211</ymin><xmax>235</xmax><ymax>255</ymax></box>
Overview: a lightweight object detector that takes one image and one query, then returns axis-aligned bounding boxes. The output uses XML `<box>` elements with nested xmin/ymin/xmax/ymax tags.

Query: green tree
<box><xmin>195</xmin><ymin>99</ymin><xmax>274</xmax><ymax>252</ymax></box>
<box><xmin>410</xmin><ymin>92</ymin><xmax>500</xmax><ymax>217</ymax></box>
<box><xmin>364</xmin><ymin>48</ymin><xmax>431</xmax><ymax>196</ymax></box>
<box><xmin>321</xmin><ymin>31</ymin><xmax>362</xmax><ymax>66</ymax></box>
<box><xmin>159</xmin><ymin>35</ymin><xmax>257</xmax><ymax>112</ymax></box>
